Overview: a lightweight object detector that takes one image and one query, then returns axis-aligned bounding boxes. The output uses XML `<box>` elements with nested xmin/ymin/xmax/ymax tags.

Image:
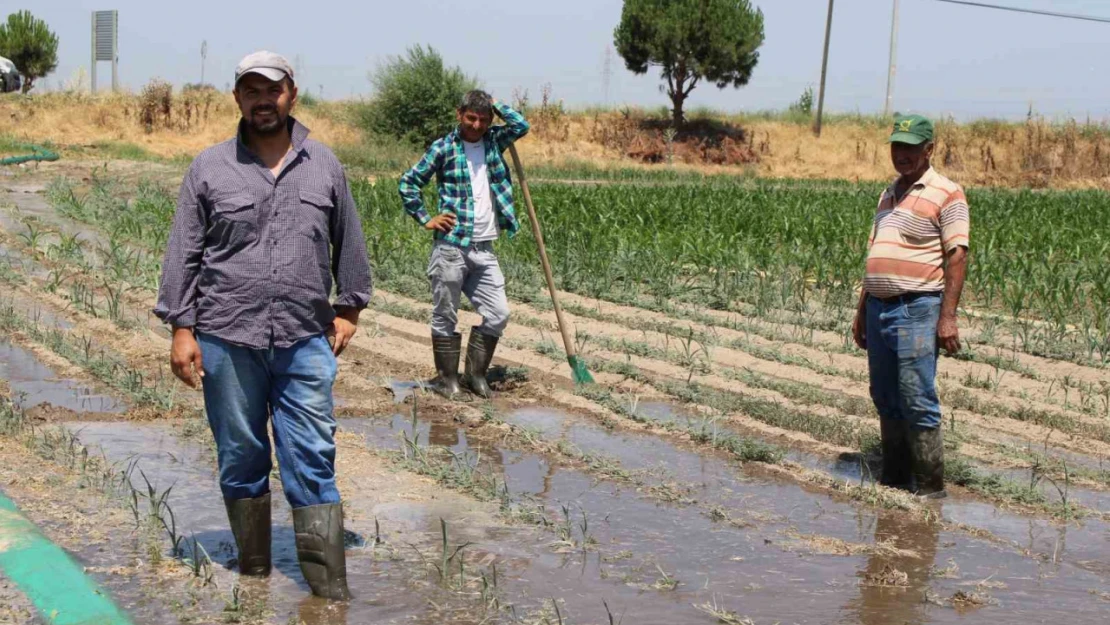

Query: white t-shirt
<box><xmin>463</xmin><ymin>140</ymin><xmax>499</xmax><ymax>242</ymax></box>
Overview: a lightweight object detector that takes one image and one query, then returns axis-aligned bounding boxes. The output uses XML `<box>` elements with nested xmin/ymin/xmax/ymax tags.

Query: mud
<box><xmin>0</xmin><ymin>183</ymin><xmax>111</xmax><ymax>253</ymax></box>
<box><xmin>65</xmin><ymin>420</ymin><xmax>517</xmax><ymax>624</ymax></box>
<box><xmin>0</xmin><ymin>372</ymin><xmax>1101</xmax><ymax>624</ymax></box>
<box><xmin>0</xmin><ymin>572</ymin><xmax>37</xmax><ymax>625</ymax></box>
<box><xmin>2</xmin><ymin>169</ymin><xmax>1110</xmax><ymax>623</ymax></box>
<box><xmin>351</xmin><ymin>407</ymin><xmax>1110</xmax><ymax>623</ymax></box>
<box><xmin>377</xmin><ymin>289</ymin><xmax>1110</xmax><ymax>469</ymax></box>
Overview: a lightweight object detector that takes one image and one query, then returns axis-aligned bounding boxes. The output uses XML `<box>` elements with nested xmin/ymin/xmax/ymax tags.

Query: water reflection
<box><xmin>849</xmin><ymin>508</ymin><xmax>941</xmax><ymax>625</ymax></box>
<box><xmin>297</xmin><ymin>594</ymin><xmax>349</xmax><ymax>625</ymax></box>
<box><xmin>428</xmin><ymin>419</ymin><xmax>460</xmax><ymax>448</ymax></box>
<box><xmin>0</xmin><ymin>340</ymin><xmax>123</xmax><ymax>412</ymax></box>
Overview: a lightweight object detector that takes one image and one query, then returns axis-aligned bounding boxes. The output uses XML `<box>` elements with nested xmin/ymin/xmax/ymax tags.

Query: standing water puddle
<box><xmin>343</xmin><ymin>407</ymin><xmax>1110</xmax><ymax>623</ymax></box>
<box><xmin>66</xmin><ymin>420</ymin><xmax>526</xmax><ymax>625</ymax></box>
<box><xmin>634</xmin><ymin>400</ymin><xmax>1110</xmax><ymax>560</ymax></box>
<box><xmin>31</xmin><ymin>403</ymin><xmax>1110</xmax><ymax>623</ymax></box>
<box><xmin>0</xmin><ymin>340</ymin><xmax>123</xmax><ymax>413</ymax></box>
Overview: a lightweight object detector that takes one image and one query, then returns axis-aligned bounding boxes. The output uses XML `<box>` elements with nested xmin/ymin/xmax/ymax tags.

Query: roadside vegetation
<box><xmin>7</xmin><ymin>85</ymin><xmax>1110</xmax><ymax>190</ymax></box>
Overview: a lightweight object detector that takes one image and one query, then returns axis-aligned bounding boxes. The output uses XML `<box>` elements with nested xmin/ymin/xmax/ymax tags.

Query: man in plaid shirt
<box><xmin>399</xmin><ymin>90</ymin><xmax>529</xmax><ymax>399</ymax></box>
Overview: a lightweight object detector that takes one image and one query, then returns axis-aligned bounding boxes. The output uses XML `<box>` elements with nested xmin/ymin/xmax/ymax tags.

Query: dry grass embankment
<box><xmin>0</xmin><ymin>90</ymin><xmax>358</xmax><ymax>161</ymax></box>
<box><xmin>4</xmin><ymin>89</ymin><xmax>1110</xmax><ymax>189</ymax></box>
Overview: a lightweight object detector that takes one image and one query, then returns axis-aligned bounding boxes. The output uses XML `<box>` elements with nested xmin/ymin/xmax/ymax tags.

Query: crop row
<box><xmin>42</xmin><ymin>173</ymin><xmax>1110</xmax><ymax>362</ymax></box>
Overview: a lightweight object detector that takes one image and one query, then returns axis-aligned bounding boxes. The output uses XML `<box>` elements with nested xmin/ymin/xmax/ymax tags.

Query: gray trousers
<box><xmin>427</xmin><ymin>240</ymin><xmax>510</xmax><ymax>338</ymax></box>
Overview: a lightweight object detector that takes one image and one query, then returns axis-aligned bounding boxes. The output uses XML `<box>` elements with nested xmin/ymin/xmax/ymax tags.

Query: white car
<box><xmin>0</xmin><ymin>56</ymin><xmax>21</xmax><ymax>93</ymax></box>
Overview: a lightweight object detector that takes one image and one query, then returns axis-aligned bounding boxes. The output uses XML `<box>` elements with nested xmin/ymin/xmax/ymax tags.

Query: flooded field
<box><xmin>1</xmin><ymin>166</ymin><xmax>1109</xmax><ymax>623</ymax></box>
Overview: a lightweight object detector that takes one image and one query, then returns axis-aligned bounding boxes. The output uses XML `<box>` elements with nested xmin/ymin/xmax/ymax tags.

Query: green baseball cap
<box><xmin>889</xmin><ymin>114</ymin><xmax>934</xmax><ymax>145</ymax></box>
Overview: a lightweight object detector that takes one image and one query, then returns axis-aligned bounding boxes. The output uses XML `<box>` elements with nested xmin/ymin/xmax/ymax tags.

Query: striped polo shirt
<box><xmin>864</xmin><ymin>167</ymin><xmax>969</xmax><ymax>299</ymax></box>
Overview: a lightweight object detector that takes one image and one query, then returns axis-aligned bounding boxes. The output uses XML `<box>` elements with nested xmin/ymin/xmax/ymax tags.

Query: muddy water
<box><xmin>0</xmin><ymin>240</ymin><xmax>50</xmax><ymax>282</ymax></box>
<box><xmin>347</xmin><ymin>409</ymin><xmax>1110</xmax><ymax>624</ymax></box>
<box><xmin>0</xmin><ymin>340</ymin><xmax>122</xmax><ymax>412</ymax></box>
<box><xmin>68</xmin><ymin>420</ymin><xmax>516</xmax><ymax>625</ymax></box>
<box><xmin>30</xmin><ymin>399</ymin><xmax>1110</xmax><ymax>624</ymax></box>
<box><xmin>989</xmin><ymin>430</ymin><xmax>1110</xmax><ymax>475</ymax></box>
<box><xmin>990</xmin><ymin>465</ymin><xmax>1110</xmax><ymax>514</ymax></box>
<box><xmin>0</xmin><ymin>185</ymin><xmax>111</xmax><ymax>253</ymax></box>
<box><xmin>634</xmin><ymin>400</ymin><xmax>1110</xmax><ymax>554</ymax></box>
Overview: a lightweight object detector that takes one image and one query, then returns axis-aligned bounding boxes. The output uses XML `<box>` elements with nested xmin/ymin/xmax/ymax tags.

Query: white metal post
<box><xmin>90</xmin><ymin>13</ymin><xmax>97</xmax><ymax>93</ymax></box>
<box><xmin>884</xmin><ymin>0</ymin><xmax>900</xmax><ymax>117</ymax></box>
<box><xmin>110</xmin><ymin>11</ymin><xmax>119</xmax><ymax>92</ymax></box>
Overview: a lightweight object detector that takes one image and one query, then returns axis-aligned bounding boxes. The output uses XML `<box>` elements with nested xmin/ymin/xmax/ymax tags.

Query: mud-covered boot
<box><xmin>224</xmin><ymin>493</ymin><xmax>272</xmax><ymax>576</ymax></box>
<box><xmin>292</xmin><ymin>503</ymin><xmax>351</xmax><ymax>600</ymax></box>
<box><xmin>910</xmin><ymin>426</ymin><xmax>947</xmax><ymax>499</ymax></box>
<box><xmin>430</xmin><ymin>333</ymin><xmax>463</xmax><ymax>398</ymax></box>
<box><xmin>462</xmin><ymin>329</ymin><xmax>499</xmax><ymax>399</ymax></box>
<box><xmin>879</xmin><ymin>419</ymin><xmax>912</xmax><ymax>490</ymax></box>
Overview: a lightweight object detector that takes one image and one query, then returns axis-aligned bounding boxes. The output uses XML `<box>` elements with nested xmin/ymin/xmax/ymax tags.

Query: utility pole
<box><xmin>200</xmin><ymin>40</ymin><xmax>207</xmax><ymax>86</ymax></box>
<box><xmin>813</xmin><ymin>0</ymin><xmax>835</xmax><ymax>137</ymax></box>
<box><xmin>602</xmin><ymin>45</ymin><xmax>613</xmax><ymax>106</ymax></box>
<box><xmin>90</xmin><ymin>15</ymin><xmax>96</xmax><ymax>92</ymax></box>
<box><xmin>883</xmin><ymin>0</ymin><xmax>899</xmax><ymax>117</ymax></box>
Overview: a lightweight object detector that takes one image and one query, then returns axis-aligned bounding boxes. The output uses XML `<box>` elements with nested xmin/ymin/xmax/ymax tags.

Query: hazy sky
<box><xmin>14</xmin><ymin>0</ymin><xmax>1110</xmax><ymax>120</ymax></box>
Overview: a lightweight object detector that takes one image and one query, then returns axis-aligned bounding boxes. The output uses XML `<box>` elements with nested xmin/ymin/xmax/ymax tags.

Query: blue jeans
<box><xmin>866</xmin><ymin>293</ymin><xmax>943</xmax><ymax>431</ymax></box>
<box><xmin>197</xmin><ymin>333</ymin><xmax>340</xmax><ymax>508</ymax></box>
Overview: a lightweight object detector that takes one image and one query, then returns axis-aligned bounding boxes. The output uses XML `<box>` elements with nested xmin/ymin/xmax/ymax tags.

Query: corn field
<box><xmin>352</xmin><ymin>178</ymin><xmax>1110</xmax><ymax>364</ymax></box>
<box><xmin>42</xmin><ymin>174</ymin><xmax>1110</xmax><ymax>365</ymax></box>
<box><xmin>5</xmin><ymin>160</ymin><xmax>1110</xmax><ymax>625</ymax></box>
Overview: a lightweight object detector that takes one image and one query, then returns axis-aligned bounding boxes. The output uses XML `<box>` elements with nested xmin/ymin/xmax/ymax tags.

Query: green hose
<box><xmin>0</xmin><ymin>143</ymin><xmax>59</xmax><ymax>166</ymax></box>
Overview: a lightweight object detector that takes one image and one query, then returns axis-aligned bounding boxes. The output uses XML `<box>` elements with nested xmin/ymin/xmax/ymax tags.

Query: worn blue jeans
<box><xmin>197</xmin><ymin>333</ymin><xmax>340</xmax><ymax>509</ymax></box>
<box><xmin>866</xmin><ymin>293</ymin><xmax>943</xmax><ymax>431</ymax></box>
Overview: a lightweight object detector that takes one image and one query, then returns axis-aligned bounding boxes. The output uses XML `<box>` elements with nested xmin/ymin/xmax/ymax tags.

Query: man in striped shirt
<box><xmin>852</xmin><ymin>114</ymin><xmax>969</xmax><ymax>499</ymax></box>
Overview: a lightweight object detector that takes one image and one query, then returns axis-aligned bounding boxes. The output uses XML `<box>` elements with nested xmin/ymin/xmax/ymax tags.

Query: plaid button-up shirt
<box><xmin>154</xmin><ymin>117</ymin><xmax>372</xmax><ymax>349</ymax></box>
<box><xmin>398</xmin><ymin>102</ymin><xmax>530</xmax><ymax>247</ymax></box>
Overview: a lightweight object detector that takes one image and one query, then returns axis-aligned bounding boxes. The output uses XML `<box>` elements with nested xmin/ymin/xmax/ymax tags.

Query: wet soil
<box><xmin>2</xmin><ymin>169</ymin><xmax>1110</xmax><ymax>623</ymax></box>
<box><xmin>345</xmin><ymin>407</ymin><xmax>1110</xmax><ymax>624</ymax></box>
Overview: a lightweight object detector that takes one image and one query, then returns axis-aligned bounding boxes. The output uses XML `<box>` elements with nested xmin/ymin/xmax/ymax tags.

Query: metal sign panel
<box><xmin>93</xmin><ymin>11</ymin><xmax>116</xmax><ymax>62</ymax></box>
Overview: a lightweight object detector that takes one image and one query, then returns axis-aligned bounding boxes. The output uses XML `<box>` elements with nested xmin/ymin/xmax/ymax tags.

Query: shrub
<box><xmin>788</xmin><ymin>87</ymin><xmax>814</xmax><ymax>116</ymax></box>
<box><xmin>138</xmin><ymin>79</ymin><xmax>172</xmax><ymax>133</ymax></box>
<box><xmin>297</xmin><ymin>90</ymin><xmax>319</xmax><ymax>108</ymax></box>
<box><xmin>513</xmin><ymin>84</ymin><xmax>569</xmax><ymax>141</ymax></box>
<box><xmin>179</xmin><ymin>83</ymin><xmax>219</xmax><ymax>129</ymax></box>
<box><xmin>364</xmin><ymin>45</ymin><xmax>478</xmax><ymax>147</ymax></box>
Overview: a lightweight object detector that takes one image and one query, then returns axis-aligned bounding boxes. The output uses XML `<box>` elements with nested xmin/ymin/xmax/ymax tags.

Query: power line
<box><xmin>933</xmin><ymin>0</ymin><xmax>1110</xmax><ymax>24</ymax></box>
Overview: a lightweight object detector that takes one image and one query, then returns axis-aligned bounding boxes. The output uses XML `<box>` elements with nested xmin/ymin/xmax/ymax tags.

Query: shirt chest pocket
<box><xmin>298</xmin><ymin>189</ymin><xmax>333</xmax><ymax>242</ymax></box>
<box><xmin>209</xmin><ymin>194</ymin><xmax>257</xmax><ymax>245</ymax></box>
<box><xmin>441</xmin><ymin>161</ymin><xmax>469</xmax><ymax>186</ymax></box>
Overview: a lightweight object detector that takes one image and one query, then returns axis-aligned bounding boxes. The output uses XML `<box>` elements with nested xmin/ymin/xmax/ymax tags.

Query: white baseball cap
<box><xmin>234</xmin><ymin>50</ymin><xmax>294</xmax><ymax>85</ymax></box>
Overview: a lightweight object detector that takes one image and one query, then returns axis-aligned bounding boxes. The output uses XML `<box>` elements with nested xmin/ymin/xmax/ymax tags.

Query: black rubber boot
<box><xmin>224</xmin><ymin>493</ymin><xmax>272</xmax><ymax>576</ymax></box>
<box><xmin>292</xmin><ymin>503</ymin><xmax>352</xmax><ymax>600</ymax></box>
<box><xmin>462</xmin><ymin>329</ymin><xmax>499</xmax><ymax>399</ymax></box>
<box><xmin>879</xmin><ymin>419</ymin><xmax>912</xmax><ymax>490</ymax></box>
<box><xmin>910</xmin><ymin>426</ymin><xmax>947</xmax><ymax>499</ymax></box>
<box><xmin>430</xmin><ymin>333</ymin><xmax>463</xmax><ymax>398</ymax></box>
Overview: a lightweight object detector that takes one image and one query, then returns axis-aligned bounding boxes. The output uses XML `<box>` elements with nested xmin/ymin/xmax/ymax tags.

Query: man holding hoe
<box><xmin>853</xmin><ymin>114</ymin><xmax>969</xmax><ymax>499</ymax></box>
<box><xmin>155</xmin><ymin>51</ymin><xmax>371</xmax><ymax>600</ymax></box>
<box><xmin>399</xmin><ymin>90</ymin><xmax>530</xmax><ymax>399</ymax></box>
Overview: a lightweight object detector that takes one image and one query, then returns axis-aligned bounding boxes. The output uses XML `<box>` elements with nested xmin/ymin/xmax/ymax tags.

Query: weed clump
<box><xmin>138</xmin><ymin>78</ymin><xmax>173</xmax><ymax>133</ymax></box>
